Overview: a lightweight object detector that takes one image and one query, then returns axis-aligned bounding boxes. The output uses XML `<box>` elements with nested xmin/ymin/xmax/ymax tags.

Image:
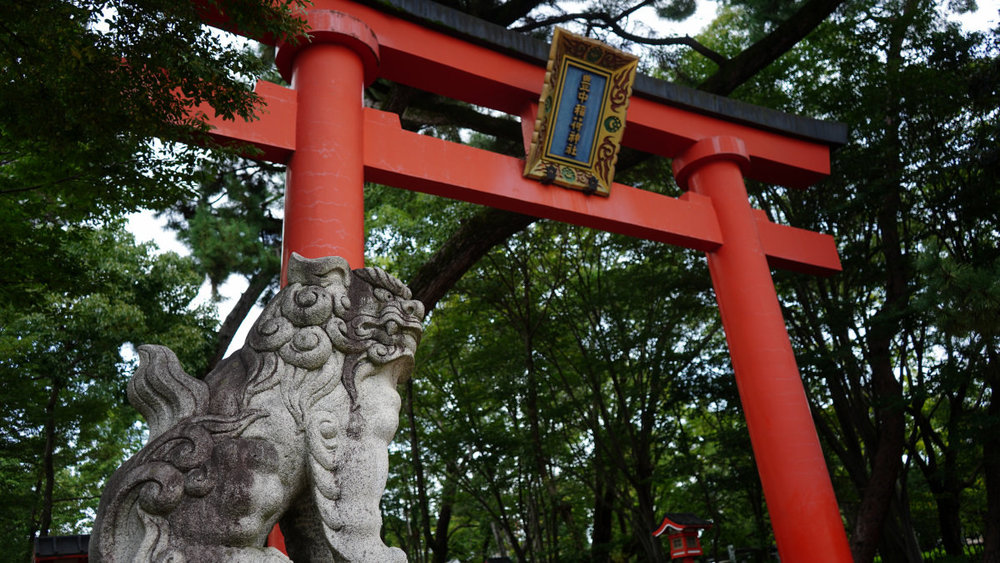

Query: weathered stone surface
<box><xmin>91</xmin><ymin>254</ymin><xmax>424</xmax><ymax>562</ymax></box>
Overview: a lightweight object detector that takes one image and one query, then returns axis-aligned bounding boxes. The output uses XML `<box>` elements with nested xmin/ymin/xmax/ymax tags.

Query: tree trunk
<box><xmin>698</xmin><ymin>0</ymin><xmax>846</xmax><ymax>95</ymax></box>
<box><xmin>430</xmin><ymin>468</ymin><xmax>456</xmax><ymax>563</ymax></box>
<box><xmin>37</xmin><ymin>379</ymin><xmax>62</xmax><ymax>537</ymax></box>
<box><xmin>982</xmin><ymin>346</ymin><xmax>1000</xmax><ymax>563</ymax></box>
<box><xmin>522</xmin><ymin>326</ymin><xmax>543</xmax><ymax>560</ymax></box>
<box><xmin>408</xmin><ymin>208</ymin><xmax>535</xmax><ymax>312</ymax></box>
<box><xmin>490</xmin><ymin>520</ymin><xmax>509</xmax><ymax>560</ymax></box>
<box><xmin>208</xmin><ymin>268</ymin><xmax>274</xmax><ymax>371</ymax></box>
<box><xmin>27</xmin><ymin>476</ymin><xmax>43</xmax><ymax>562</ymax></box>
<box><xmin>850</xmin><ymin>4</ymin><xmax>917</xmax><ymax>560</ymax></box>
<box><xmin>852</xmin><ymin>351</ymin><xmax>906</xmax><ymax>562</ymax></box>
<box><xmin>405</xmin><ymin>379</ymin><xmax>433</xmax><ymax>563</ymax></box>
<box><xmin>875</xmin><ymin>488</ymin><xmax>923</xmax><ymax>563</ymax></box>
<box><xmin>632</xmin><ymin>441</ymin><xmax>666</xmax><ymax>561</ymax></box>
<box><xmin>404</xmin><ymin>373</ymin><xmax>456</xmax><ymax>563</ymax></box>
<box><xmin>591</xmin><ymin>464</ymin><xmax>615</xmax><ymax>562</ymax></box>
<box><xmin>935</xmin><ymin>491</ymin><xmax>963</xmax><ymax>556</ymax></box>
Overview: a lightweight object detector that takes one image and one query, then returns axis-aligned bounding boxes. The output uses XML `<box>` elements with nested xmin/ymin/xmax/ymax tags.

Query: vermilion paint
<box><xmin>673</xmin><ymin>137</ymin><xmax>853</xmax><ymax>561</ymax></box>
<box><xmin>275</xmin><ymin>11</ymin><xmax>379</xmax><ymax>278</ymax></box>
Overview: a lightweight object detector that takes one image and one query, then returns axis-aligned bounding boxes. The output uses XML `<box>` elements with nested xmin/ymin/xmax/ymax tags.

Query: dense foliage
<box><xmin>1</xmin><ymin>0</ymin><xmax>997</xmax><ymax>562</ymax></box>
<box><xmin>0</xmin><ymin>1</ymin><xmax>304</xmax><ymax>560</ymax></box>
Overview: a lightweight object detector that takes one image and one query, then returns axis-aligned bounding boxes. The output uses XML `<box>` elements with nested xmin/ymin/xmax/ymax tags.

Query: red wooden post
<box><xmin>673</xmin><ymin>137</ymin><xmax>852</xmax><ymax>562</ymax></box>
<box><xmin>265</xmin><ymin>11</ymin><xmax>380</xmax><ymax>551</ymax></box>
<box><xmin>274</xmin><ymin>10</ymin><xmax>379</xmax><ymax>278</ymax></box>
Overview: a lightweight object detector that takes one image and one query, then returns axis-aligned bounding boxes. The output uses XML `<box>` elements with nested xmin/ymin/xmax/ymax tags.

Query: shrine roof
<box><xmin>356</xmin><ymin>0</ymin><xmax>848</xmax><ymax>147</ymax></box>
<box><xmin>652</xmin><ymin>513</ymin><xmax>715</xmax><ymax>536</ymax></box>
<box><xmin>33</xmin><ymin>535</ymin><xmax>90</xmax><ymax>558</ymax></box>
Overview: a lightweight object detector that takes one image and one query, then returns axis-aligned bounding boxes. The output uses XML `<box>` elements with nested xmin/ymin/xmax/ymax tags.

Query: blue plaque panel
<box><xmin>523</xmin><ymin>28</ymin><xmax>638</xmax><ymax>196</ymax></box>
<box><xmin>545</xmin><ymin>60</ymin><xmax>610</xmax><ymax>166</ymax></box>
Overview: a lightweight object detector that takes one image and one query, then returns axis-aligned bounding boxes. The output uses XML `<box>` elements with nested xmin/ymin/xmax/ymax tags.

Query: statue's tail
<box><xmin>91</xmin><ymin>345</ymin><xmax>208</xmax><ymax>562</ymax></box>
<box><xmin>128</xmin><ymin>345</ymin><xmax>209</xmax><ymax>441</ymax></box>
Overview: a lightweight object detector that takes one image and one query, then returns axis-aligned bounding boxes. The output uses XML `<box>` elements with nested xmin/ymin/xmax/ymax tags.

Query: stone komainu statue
<box><xmin>91</xmin><ymin>254</ymin><xmax>424</xmax><ymax>562</ymax></box>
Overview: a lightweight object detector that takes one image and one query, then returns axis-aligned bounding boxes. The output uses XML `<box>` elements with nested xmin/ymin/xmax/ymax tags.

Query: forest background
<box><xmin>1</xmin><ymin>0</ymin><xmax>998</xmax><ymax>562</ymax></box>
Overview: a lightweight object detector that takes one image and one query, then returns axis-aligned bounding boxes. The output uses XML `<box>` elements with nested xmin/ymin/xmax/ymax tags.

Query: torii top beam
<box><xmin>200</xmin><ymin>0</ymin><xmax>845</xmax><ymax>276</ymax></box>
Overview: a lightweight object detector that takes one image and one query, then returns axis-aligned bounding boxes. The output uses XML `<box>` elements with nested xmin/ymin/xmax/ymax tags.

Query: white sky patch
<box><xmin>126</xmin><ymin>210</ymin><xmax>263</xmax><ymax>359</ymax></box>
<box><xmin>126</xmin><ymin>210</ymin><xmax>186</xmax><ymax>255</ymax></box>
<box><xmin>631</xmin><ymin>0</ymin><xmax>718</xmax><ymax>39</ymax></box>
<box><xmin>950</xmin><ymin>0</ymin><xmax>1000</xmax><ymax>32</ymax></box>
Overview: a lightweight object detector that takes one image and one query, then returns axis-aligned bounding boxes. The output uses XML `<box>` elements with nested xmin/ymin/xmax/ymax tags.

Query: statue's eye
<box><xmin>373</xmin><ymin>288</ymin><xmax>392</xmax><ymax>302</ymax></box>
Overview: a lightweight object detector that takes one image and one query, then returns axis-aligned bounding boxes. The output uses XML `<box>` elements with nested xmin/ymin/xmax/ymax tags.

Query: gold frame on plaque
<box><xmin>523</xmin><ymin>28</ymin><xmax>639</xmax><ymax>196</ymax></box>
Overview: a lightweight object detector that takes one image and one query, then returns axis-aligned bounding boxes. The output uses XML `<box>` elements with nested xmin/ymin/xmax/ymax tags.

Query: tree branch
<box><xmin>512</xmin><ymin>11</ymin><xmax>727</xmax><ymax>65</ymax></box>
<box><xmin>408</xmin><ymin>207</ymin><xmax>536</xmax><ymax>311</ymax></box>
<box><xmin>207</xmin><ymin>268</ymin><xmax>276</xmax><ymax>371</ymax></box>
<box><xmin>698</xmin><ymin>0</ymin><xmax>846</xmax><ymax>95</ymax></box>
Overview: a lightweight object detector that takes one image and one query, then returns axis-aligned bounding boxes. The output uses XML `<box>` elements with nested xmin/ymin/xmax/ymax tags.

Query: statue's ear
<box><xmin>287</xmin><ymin>254</ymin><xmax>352</xmax><ymax>289</ymax></box>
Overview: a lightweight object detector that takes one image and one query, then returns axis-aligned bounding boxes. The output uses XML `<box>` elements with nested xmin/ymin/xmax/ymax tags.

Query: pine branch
<box><xmin>698</xmin><ymin>0</ymin><xmax>846</xmax><ymax>95</ymax></box>
<box><xmin>207</xmin><ymin>268</ymin><xmax>276</xmax><ymax>371</ymax></box>
<box><xmin>512</xmin><ymin>11</ymin><xmax>727</xmax><ymax>65</ymax></box>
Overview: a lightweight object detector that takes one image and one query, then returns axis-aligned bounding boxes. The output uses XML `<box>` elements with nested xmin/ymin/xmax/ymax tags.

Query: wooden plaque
<box><xmin>523</xmin><ymin>28</ymin><xmax>639</xmax><ymax>196</ymax></box>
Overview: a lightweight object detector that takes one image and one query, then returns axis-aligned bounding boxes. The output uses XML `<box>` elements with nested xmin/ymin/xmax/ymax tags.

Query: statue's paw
<box><xmin>223</xmin><ymin>546</ymin><xmax>292</xmax><ymax>562</ymax></box>
<box><xmin>383</xmin><ymin>546</ymin><xmax>407</xmax><ymax>563</ymax></box>
<box><xmin>186</xmin><ymin>546</ymin><xmax>291</xmax><ymax>562</ymax></box>
<box><xmin>324</xmin><ymin>539</ymin><xmax>407</xmax><ymax>563</ymax></box>
<box><xmin>356</xmin><ymin>542</ymin><xmax>407</xmax><ymax>563</ymax></box>
<box><xmin>259</xmin><ymin>546</ymin><xmax>293</xmax><ymax>562</ymax></box>
<box><xmin>152</xmin><ymin>547</ymin><xmax>186</xmax><ymax>563</ymax></box>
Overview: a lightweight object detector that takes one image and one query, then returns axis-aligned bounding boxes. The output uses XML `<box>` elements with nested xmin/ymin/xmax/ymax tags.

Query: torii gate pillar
<box><xmin>673</xmin><ymin>137</ymin><xmax>850</xmax><ymax>561</ymax></box>
<box><xmin>274</xmin><ymin>11</ymin><xmax>380</xmax><ymax>275</ymax></box>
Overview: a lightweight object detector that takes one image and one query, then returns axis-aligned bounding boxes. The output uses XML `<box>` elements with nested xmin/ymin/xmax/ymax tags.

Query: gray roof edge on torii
<box><xmin>354</xmin><ymin>0</ymin><xmax>848</xmax><ymax>148</ymax></box>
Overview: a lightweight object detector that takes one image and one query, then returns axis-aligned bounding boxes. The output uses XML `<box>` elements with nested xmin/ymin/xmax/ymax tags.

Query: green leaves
<box><xmin>0</xmin><ymin>221</ymin><xmax>216</xmax><ymax>559</ymax></box>
<box><xmin>655</xmin><ymin>0</ymin><xmax>699</xmax><ymax>21</ymax></box>
<box><xmin>0</xmin><ymin>0</ymin><xmax>307</xmax><ymax>219</ymax></box>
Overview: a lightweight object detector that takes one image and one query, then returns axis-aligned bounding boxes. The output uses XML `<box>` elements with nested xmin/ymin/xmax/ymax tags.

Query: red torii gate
<box><xmin>199</xmin><ymin>0</ymin><xmax>852</xmax><ymax>560</ymax></box>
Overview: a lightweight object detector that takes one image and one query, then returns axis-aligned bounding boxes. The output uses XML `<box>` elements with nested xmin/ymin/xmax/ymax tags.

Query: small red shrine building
<box><xmin>33</xmin><ymin>535</ymin><xmax>89</xmax><ymax>563</ymax></box>
<box><xmin>653</xmin><ymin>513</ymin><xmax>713</xmax><ymax>561</ymax></box>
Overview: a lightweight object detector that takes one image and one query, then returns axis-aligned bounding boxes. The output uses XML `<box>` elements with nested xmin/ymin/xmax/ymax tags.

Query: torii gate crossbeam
<box><xmin>196</xmin><ymin>0</ymin><xmax>853</xmax><ymax>560</ymax></box>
